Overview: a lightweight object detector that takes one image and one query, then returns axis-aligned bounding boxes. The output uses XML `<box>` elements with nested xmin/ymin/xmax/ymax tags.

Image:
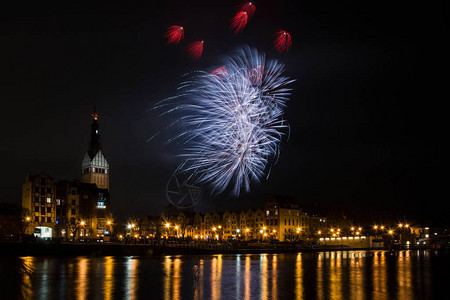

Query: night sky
<box><xmin>0</xmin><ymin>1</ymin><xmax>445</xmax><ymax>224</ymax></box>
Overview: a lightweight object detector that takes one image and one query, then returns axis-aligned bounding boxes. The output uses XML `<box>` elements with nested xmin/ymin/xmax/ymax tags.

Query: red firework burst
<box><xmin>231</xmin><ymin>11</ymin><xmax>248</xmax><ymax>34</ymax></box>
<box><xmin>239</xmin><ymin>2</ymin><xmax>256</xmax><ymax>18</ymax></box>
<box><xmin>274</xmin><ymin>30</ymin><xmax>292</xmax><ymax>53</ymax></box>
<box><xmin>165</xmin><ymin>25</ymin><xmax>184</xmax><ymax>45</ymax></box>
<box><xmin>186</xmin><ymin>41</ymin><xmax>204</xmax><ymax>60</ymax></box>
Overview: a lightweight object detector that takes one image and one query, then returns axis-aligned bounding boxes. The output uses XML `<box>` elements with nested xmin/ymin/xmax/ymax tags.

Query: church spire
<box><xmin>88</xmin><ymin>105</ymin><xmax>102</xmax><ymax>159</ymax></box>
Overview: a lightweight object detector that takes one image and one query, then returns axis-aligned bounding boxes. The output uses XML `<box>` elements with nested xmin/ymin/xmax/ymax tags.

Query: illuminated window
<box><xmin>97</xmin><ymin>201</ymin><xmax>106</xmax><ymax>209</ymax></box>
<box><xmin>266</xmin><ymin>210</ymin><xmax>270</xmax><ymax>216</ymax></box>
<box><xmin>46</xmin><ymin>198</ymin><xmax>51</xmax><ymax>203</ymax></box>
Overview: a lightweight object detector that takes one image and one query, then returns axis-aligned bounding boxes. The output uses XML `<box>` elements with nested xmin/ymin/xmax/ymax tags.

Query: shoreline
<box><xmin>0</xmin><ymin>241</ymin><xmax>433</xmax><ymax>257</ymax></box>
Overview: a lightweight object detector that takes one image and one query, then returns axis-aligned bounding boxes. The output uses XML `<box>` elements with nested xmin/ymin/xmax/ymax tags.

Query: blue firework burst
<box><xmin>157</xmin><ymin>46</ymin><xmax>294</xmax><ymax>195</ymax></box>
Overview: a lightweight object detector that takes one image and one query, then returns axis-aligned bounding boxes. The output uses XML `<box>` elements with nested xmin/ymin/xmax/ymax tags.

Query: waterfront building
<box><xmin>21</xmin><ymin>172</ymin><xmax>56</xmax><ymax>238</ymax></box>
<box><xmin>21</xmin><ymin>108</ymin><xmax>111</xmax><ymax>239</ymax></box>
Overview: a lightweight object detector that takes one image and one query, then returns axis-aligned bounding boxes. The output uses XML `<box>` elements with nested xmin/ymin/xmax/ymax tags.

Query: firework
<box><xmin>165</xmin><ymin>25</ymin><xmax>184</xmax><ymax>45</ymax></box>
<box><xmin>231</xmin><ymin>11</ymin><xmax>248</xmax><ymax>34</ymax></box>
<box><xmin>239</xmin><ymin>2</ymin><xmax>256</xmax><ymax>18</ymax></box>
<box><xmin>186</xmin><ymin>41</ymin><xmax>204</xmax><ymax>59</ymax></box>
<box><xmin>274</xmin><ymin>30</ymin><xmax>292</xmax><ymax>53</ymax></box>
<box><xmin>159</xmin><ymin>47</ymin><xmax>294</xmax><ymax>195</ymax></box>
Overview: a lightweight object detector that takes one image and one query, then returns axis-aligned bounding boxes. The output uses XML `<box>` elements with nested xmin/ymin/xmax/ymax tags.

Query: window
<box><xmin>71</xmin><ymin>209</ymin><xmax>76</xmax><ymax>215</ymax></box>
<box><xmin>41</xmin><ymin>208</ymin><xmax>45</xmax><ymax>214</ymax></box>
<box><xmin>35</xmin><ymin>187</ymin><xmax>40</xmax><ymax>193</ymax></box>
<box><xmin>56</xmin><ymin>217</ymin><xmax>60</xmax><ymax>225</ymax></box>
<box><xmin>97</xmin><ymin>201</ymin><xmax>106</xmax><ymax>209</ymax></box>
<box><xmin>266</xmin><ymin>210</ymin><xmax>270</xmax><ymax>216</ymax></box>
<box><xmin>46</xmin><ymin>198</ymin><xmax>51</xmax><ymax>203</ymax></box>
<box><xmin>41</xmin><ymin>178</ymin><xmax>46</xmax><ymax>186</ymax></box>
<box><xmin>41</xmin><ymin>217</ymin><xmax>45</xmax><ymax>223</ymax></box>
<box><xmin>47</xmin><ymin>217</ymin><xmax>51</xmax><ymax>223</ymax></box>
<box><xmin>47</xmin><ymin>207</ymin><xmax>51</xmax><ymax>213</ymax></box>
<box><xmin>35</xmin><ymin>216</ymin><xmax>39</xmax><ymax>222</ymax></box>
<box><xmin>275</xmin><ymin>209</ymin><xmax>278</xmax><ymax>216</ymax></box>
<box><xmin>72</xmin><ymin>200</ymin><xmax>76</xmax><ymax>206</ymax></box>
<box><xmin>35</xmin><ymin>206</ymin><xmax>39</xmax><ymax>212</ymax></box>
<box><xmin>34</xmin><ymin>197</ymin><xmax>39</xmax><ymax>202</ymax></box>
<box><xmin>99</xmin><ymin>193</ymin><xmax>104</xmax><ymax>200</ymax></box>
<box><xmin>56</xmin><ymin>199</ymin><xmax>60</xmax><ymax>205</ymax></box>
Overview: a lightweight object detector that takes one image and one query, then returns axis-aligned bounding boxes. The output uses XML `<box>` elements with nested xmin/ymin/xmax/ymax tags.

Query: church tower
<box><xmin>81</xmin><ymin>107</ymin><xmax>109</xmax><ymax>190</ymax></box>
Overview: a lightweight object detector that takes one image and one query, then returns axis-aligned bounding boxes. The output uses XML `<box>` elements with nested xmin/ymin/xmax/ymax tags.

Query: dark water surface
<box><xmin>0</xmin><ymin>250</ymin><xmax>447</xmax><ymax>299</ymax></box>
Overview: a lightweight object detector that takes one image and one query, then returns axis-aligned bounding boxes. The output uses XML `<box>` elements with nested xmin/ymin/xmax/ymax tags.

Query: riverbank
<box><xmin>0</xmin><ymin>241</ymin><xmax>432</xmax><ymax>256</ymax></box>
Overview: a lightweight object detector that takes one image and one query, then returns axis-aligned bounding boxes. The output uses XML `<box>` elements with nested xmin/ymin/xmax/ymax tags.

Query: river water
<box><xmin>0</xmin><ymin>250</ymin><xmax>447</xmax><ymax>299</ymax></box>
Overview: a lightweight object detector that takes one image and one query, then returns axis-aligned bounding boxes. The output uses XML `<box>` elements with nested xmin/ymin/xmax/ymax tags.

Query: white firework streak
<box><xmin>158</xmin><ymin>47</ymin><xmax>294</xmax><ymax>195</ymax></box>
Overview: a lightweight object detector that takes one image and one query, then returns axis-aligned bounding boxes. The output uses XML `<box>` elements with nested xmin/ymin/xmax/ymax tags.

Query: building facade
<box><xmin>21</xmin><ymin>108</ymin><xmax>111</xmax><ymax>239</ymax></box>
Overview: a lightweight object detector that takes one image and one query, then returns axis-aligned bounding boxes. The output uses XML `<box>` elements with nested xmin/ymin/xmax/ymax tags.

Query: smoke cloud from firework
<box><xmin>156</xmin><ymin>47</ymin><xmax>294</xmax><ymax>196</ymax></box>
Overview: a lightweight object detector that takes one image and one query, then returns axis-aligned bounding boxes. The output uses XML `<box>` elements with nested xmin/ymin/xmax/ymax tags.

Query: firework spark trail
<box><xmin>231</xmin><ymin>11</ymin><xmax>248</xmax><ymax>34</ymax></box>
<box><xmin>159</xmin><ymin>47</ymin><xmax>294</xmax><ymax>195</ymax></box>
<box><xmin>186</xmin><ymin>41</ymin><xmax>204</xmax><ymax>59</ymax></box>
<box><xmin>165</xmin><ymin>25</ymin><xmax>184</xmax><ymax>45</ymax></box>
<box><xmin>239</xmin><ymin>2</ymin><xmax>256</xmax><ymax>18</ymax></box>
<box><xmin>274</xmin><ymin>30</ymin><xmax>292</xmax><ymax>53</ymax></box>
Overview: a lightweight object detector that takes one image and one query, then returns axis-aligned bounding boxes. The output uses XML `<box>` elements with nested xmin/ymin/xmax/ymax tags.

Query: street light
<box><xmin>80</xmin><ymin>221</ymin><xmax>85</xmax><ymax>226</ymax></box>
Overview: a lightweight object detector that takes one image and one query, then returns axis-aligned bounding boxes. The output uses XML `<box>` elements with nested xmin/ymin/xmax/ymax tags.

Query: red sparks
<box><xmin>274</xmin><ymin>30</ymin><xmax>292</xmax><ymax>54</ymax></box>
<box><xmin>165</xmin><ymin>25</ymin><xmax>184</xmax><ymax>45</ymax></box>
<box><xmin>239</xmin><ymin>2</ymin><xmax>256</xmax><ymax>18</ymax></box>
<box><xmin>210</xmin><ymin>66</ymin><xmax>228</xmax><ymax>77</ymax></box>
<box><xmin>186</xmin><ymin>41</ymin><xmax>204</xmax><ymax>60</ymax></box>
<box><xmin>231</xmin><ymin>11</ymin><xmax>248</xmax><ymax>34</ymax></box>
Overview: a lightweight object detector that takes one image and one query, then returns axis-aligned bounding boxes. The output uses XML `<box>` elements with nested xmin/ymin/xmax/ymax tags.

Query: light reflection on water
<box><xmin>0</xmin><ymin>250</ymin><xmax>446</xmax><ymax>299</ymax></box>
